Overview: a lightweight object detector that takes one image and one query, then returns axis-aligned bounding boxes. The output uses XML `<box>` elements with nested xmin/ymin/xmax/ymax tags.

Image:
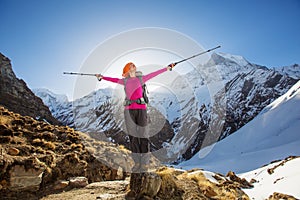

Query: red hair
<box><xmin>122</xmin><ymin>62</ymin><xmax>133</xmax><ymax>77</ymax></box>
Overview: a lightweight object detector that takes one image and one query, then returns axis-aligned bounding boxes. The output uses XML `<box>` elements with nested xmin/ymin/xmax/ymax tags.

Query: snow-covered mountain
<box><xmin>33</xmin><ymin>87</ymin><xmax>115</xmax><ymax>131</ymax></box>
<box><xmin>276</xmin><ymin>64</ymin><xmax>300</xmax><ymax>79</ymax></box>
<box><xmin>32</xmin><ymin>88</ymin><xmax>73</xmax><ymax>125</ymax></box>
<box><xmin>154</xmin><ymin>52</ymin><xmax>299</xmax><ymax>162</ymax></box>
<box><xmin>178</xmin><ymin>79</ymin><xmax>300</xmax><ymax>199</ymax></box>
<box><xmin>34</xmin><ymin>52</ymin><xmax>299</xmax><ymax>164</ymax></box>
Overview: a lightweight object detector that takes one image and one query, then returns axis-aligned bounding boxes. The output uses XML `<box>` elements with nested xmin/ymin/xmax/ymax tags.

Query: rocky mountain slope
<box><xmin>0</xmin><ymin>53</ymin><xmax>59</xmax><ymax>125</ymax></box>
<box><xmin>0</xmin><ymin>106</ymin><xmax>131</xmax><ymax>199</ymax></box>
<box><xmin>35</xmin><ymin>52</ymin><xmax>300</xmax><ymax>163</ymax></box>
<box><xmin>33</xmin><ymin>88</ymin><xmax>175</xmax><ymax>154</ymax></box>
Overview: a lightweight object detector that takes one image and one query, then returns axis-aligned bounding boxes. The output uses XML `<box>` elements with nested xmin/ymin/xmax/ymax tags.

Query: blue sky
<box><xmin>1</xmin><ymin>0</ymin><xmax>299</xmax><ymax>100</ymax></box>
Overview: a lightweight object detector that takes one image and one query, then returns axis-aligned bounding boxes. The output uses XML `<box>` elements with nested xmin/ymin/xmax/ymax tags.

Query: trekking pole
<box><xmin>170</xmin><ymin>45</ymin><xmax>221</xmax><ymax>69</ymax></box>
<box><xmin>63</xmin><ymin>72</ymin><xmax>98</xmax><ymax>76</ymax></box>
<box><xmin>63</xmin><ymin>72</ymin><xmax>102</xmax><ymax>81</ymax></box>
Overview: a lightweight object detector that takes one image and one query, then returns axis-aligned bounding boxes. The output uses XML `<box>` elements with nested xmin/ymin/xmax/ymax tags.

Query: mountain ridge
<box><xmin>179</xmin><ymin>79</ymin><xmax>300</xmax><ymax>173</ymax></box>
<box><xmin>0</xmin><ymin>53</ymin><xmax>59</xmax><ymax>125</ymax></box>
<box><xmin>34</xmin><ymin>52</ymin><xmax>300</xmax><ymax>163</ymax></box>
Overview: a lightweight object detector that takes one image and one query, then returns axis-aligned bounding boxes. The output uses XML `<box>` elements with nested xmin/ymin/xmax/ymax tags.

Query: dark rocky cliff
<box><xmin>0</xmin><ymin>53</ymin><xmax>59</xmax><ymax>125</ymax></box>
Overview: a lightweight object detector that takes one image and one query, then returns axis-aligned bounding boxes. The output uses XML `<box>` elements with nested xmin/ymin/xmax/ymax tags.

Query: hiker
<box><xmin>96</xmin><ymin>62</ymin><xmax>175</xmax><ymax>172</ymax></box>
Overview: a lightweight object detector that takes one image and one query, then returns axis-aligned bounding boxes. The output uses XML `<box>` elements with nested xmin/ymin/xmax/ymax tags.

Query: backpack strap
<box><xmin>137</xmin><ymin>75</ymin><xmax>149</xmax><ymax>103</ymax></box>
<box><xmin>136</xmin><ymin>75</ymin><xmax>143</xmax><ymax>86</ymax></box>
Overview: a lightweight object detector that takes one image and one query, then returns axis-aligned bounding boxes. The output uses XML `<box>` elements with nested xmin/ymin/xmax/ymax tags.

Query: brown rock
<box><xmin>268</xmin><ymin>192</ymin><xmax>298</xmax><ymax>200</ymax></box>
<box><xmin>226</xmin><ymin>170</ymin><xmax>253</xmax><ymax>188</ymax></box>
<box><xmin>9</xmin><ymin>165</ymin><xmax>44</xmax><ymax>192</ymax></box>
<box><xmin>129</xmin><ymin>172</ymin><xmax>162</xmax><ymax>199</ymax></box>
<box><xmin>7</xmin><ymin>147</ymin><xmax>19</xmax><ymax>156</ymax></box>
<box><xmin>0</xmin><ymin>53</ymin><xmax>60</xmax><ymax>125</ymax></box>
<box><xmin>203</xmin><ymin>186</ymin><xmax>218</xmax><ymax>198</ymax></box>
<box><xmin>69</xmin><ymin>177</ymin><xmax>88</xmax><ymax>188</ymax></box>
<box><xmin>53</xmin><ymin>180</ymin><xmax>69</xmax><ymax>190</ymax></box>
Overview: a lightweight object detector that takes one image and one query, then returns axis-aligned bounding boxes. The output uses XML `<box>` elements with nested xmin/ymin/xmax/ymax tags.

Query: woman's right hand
<box><xmin>95</xmin><ymin>74</ymin><xmax>103</xmax><ymax>81</ymax></box>
<box><xmin>167</xmin><ymin>63</ymin><xmax>176</xmax><ymax>71</ymax></box>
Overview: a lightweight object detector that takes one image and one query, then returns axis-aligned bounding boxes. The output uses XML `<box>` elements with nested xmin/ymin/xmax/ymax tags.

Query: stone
<box><xmin>53</xmin><ymin>180</ymin><xmax>69</xmax><ymax>190</ymax></box>
<box><xmin>115</xmin><ymin>166</ymin><xmax>124</xmax><ymax>180</ymax></box>
<box><xmin>9</xmin><ymin>165</ymin><xmax>44</xmax><ymax>192</ymax></box>
<box><xmin>7</xmin><ymin>147</ymin><xmax>20</xmax><ymax>156</ymax></box>
<box><xmin>226</xmin><ymin>171</ymin><xmax>253</xmax><ymax>188</ymax></box>
<box><xmin>69</xmin><ymin>176</ymin><xmax>88</xmax><ymax>188</ymax></box>
<box><xmin>268</xmin><ymin>192</ymin><xmax>298</xmax><ymax>200</ymax></box>
<box><xmin>129</xmin><ymin>172</ymin><xmax>162</xmax><ymax>199</ymax></box>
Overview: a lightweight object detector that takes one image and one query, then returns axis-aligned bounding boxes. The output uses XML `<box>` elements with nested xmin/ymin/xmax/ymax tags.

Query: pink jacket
<box><xmin>102</xmin><ymin>68</ymin><xmax>167</xmax><ymax>110</ymax></box>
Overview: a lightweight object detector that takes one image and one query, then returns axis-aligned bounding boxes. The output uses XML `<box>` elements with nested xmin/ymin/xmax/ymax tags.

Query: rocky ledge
<box><xmin>0</xmin><ymin>106</ymin><xmax>131</xmax><ymax>199</ymax></box>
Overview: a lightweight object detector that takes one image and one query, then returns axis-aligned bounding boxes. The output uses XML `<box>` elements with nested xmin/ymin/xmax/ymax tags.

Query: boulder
<box><xmin>128</xmin><ymin>172</ymin><xmax>162</xmax><ymax>199</ymax></box>
<box><xmin>53</xmin><ymin>180</ymin><xmax>69</xmax><ymax>190</ymax></box>
<box><xmin>69</xmin><ymin>177</ymin><xmax>88</xmax><ymax>188</ymax></box>
<box><xmin>9</xmin><ymin>165</ymin><xmax>44</xmax><ymax>192</ymax></box>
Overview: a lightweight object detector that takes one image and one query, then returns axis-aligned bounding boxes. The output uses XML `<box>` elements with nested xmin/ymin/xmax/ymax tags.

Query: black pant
<box><xmin>124</xmin><ymin>109</ymin><xmax>149</xmax><ymax>153</ymax></box>
<box><xmin>124</xmin><ymin>109</ymin><xmax>150</xmax><ymax>171</ymax></box>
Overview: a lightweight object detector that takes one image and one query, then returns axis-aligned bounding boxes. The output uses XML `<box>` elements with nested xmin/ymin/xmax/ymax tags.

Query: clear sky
<box><xmin>1</xmin><ymin>0</ymin><xmax>299</xmax><ymax>100</ymax></box>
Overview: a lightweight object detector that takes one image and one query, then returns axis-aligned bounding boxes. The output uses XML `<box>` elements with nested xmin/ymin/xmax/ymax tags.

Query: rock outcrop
<box><xmin>268</xmin><ymin>192</ymin><xmax>298</xmax><ymax>200</ymax></box>
<box><xmin>125</xmin><ymin>167</ymin><xmax>251</xmax><ymax>200</ymax></box>
<box><xmin>0</xmin><ymin>106</ymin><xmax>131</xmax><ymax>199</ymax></box>
<box><xmin>0</xmin><ymin>53</ymin><xmax>59</xmax><ymax>125</ymax></box>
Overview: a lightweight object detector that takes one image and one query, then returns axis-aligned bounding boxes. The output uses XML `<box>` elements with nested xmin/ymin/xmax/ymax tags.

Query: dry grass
<box><xmin>70</xmin><ymin>143</ymin><xmax>83</xmax><ymax>150</ymax></box>
<box><xmin>155</xmin><ymin>167</ymin><xmax>250</xmax><ymax>200</ymax></box>
<box><xmin>188</xmin><ymin>171</ymin><xmax>250</xmax><ymax>200</ymax></box>
<box><xmin>32</xmin><ymin>138</ymin><xmax>56</xmax><ymax>150</ymax></box>
<box><xmin>156</xmin><ymin>168</ymin><xmax>185</xmax><ymax>200</ymax></box>
<box><xmin>0</xmin><ymin>115</ymin><xmax>13</xmax><ymax>125</ymax></box>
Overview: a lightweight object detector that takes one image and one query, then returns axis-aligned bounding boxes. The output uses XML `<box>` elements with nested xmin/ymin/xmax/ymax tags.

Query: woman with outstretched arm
<box><xmin>96</xmin><ymin>62</ymin><xmax>174</xmax><ymax>172</ymax></box>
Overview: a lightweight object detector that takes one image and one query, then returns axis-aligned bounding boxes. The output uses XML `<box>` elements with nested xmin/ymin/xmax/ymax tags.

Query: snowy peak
<box><xmin>201</xmin><ymin>52</ymin><xmax>265</xmax><ymax>83</ymax></box>
<box><xmin>33</xmin><ymin>88</ymin><xmax>69</xmax><ymax>103</ymax></box>
<box><xmin>32</xmin><ymin>88</ymin><xmax>69</xmax><ymax>114</ymax></box>
<box><xmin>210</xmin><ymin>52</ymin><xmax>250</xmax><ymax>67</ymax></box>
<box><xmin>276</xmin><ymin>64</ymin><xmax>300</xmax><ymax>79</ymax></box>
